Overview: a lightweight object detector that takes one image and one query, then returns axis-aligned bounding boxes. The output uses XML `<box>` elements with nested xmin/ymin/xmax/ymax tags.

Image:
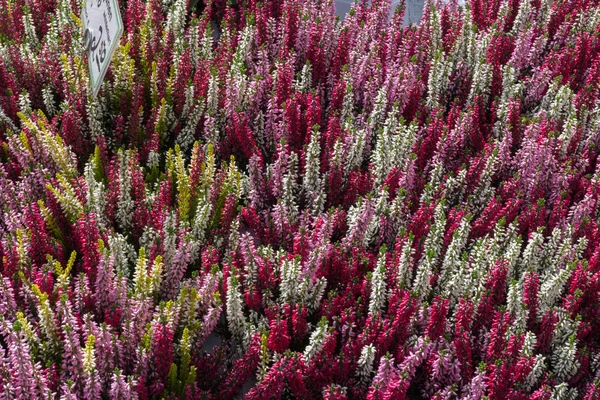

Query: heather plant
<box><xmin>1</xmin><ymin>0</ymin><xmax>600</xmax><ymax>398</ymax></box>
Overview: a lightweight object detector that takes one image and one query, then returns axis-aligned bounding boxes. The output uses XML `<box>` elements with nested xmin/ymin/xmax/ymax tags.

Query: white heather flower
<box><xmin>192</xmin><ymin>202</ymin><xmax>213</xmax><ymax>243</ymax></box>
<box><xmin>494</xmin><ymin>65</ymin><xmax>523</xmax><ymax>135</ymax></box>
<box><xmin>463</xmin><ymin>238</ymin><xmax>491</xmax><ymax>304</ymax></box>
<box><xmin>340</xmin><ymin>77</ymin><xmax>355</xmax><ymax>129</ymax></box>
<box><xmin>303</xmin><ymin>128</ymin><xmax>326</xmax><ymax>215</ymax></box>
<box><xmin>394</xmin><ymin>121</ymin><xmax>419</xmax><ymax>169</ymax></box>
<box><xmin>538</xmin><ymin>264</ymin><xmax>575</xmax><ymax>315</ymax></box>
<box><xmin>369</xmin><ymin>249</ymin><xmax>388</xmax><ymax>316</ymax></box>
<box><xmin>42</xmin><ymin>86</ymin><xmax>57</xmax><ymax>118</ymax></box>
<box><xmin>116</xmin><ymin>150</ymin><xmax>134</xmax><ymax>232</ymax></box>
<box><xmin>22</xmin><ymin>11</ymin><xmax>38</xmax><ymax>49</ymax></box>
<box><xmin>444</xmin><ymin>254</ymin><xmax>469</xmax><ymax>301</ymax></box>
<box><xmin>364</xmin><ymin>189</ymin><xmax>388</xmax><ymax>246</ymax></box>
<box><xmin>346</xmin><ymin>127</ymin><xmax>367</xmax><ymax>173</ymax></box>
<box><xmin>279</xmin><ymin>256</ymin><xmax>301</xmax><ymax>306</ymax></box>
<box><xmin>304</xmin><ymin>318</ymin><xmax>328</xmax><ymax>361</ymax></box>
<box><xmin>420</xmin><ymin>159</ymin><xmax>444</xmax><ymax>205</ymax></box>
<box><xmin>301</xmin><ymin>276</ymin><xmax>327</xmax><ymax>313</ymax></box>
<box><xmin>18</xmin><ymin>90</ymin><xmax>32</xmax><ymax>115</ymax></box>
<box><xmin>166</xmin><ymin>0</ymin><xmax>187</xmax><ymax>56</ymax></box>
<box><xmin>177</xmin><ymin>103</ymin><xmax>204</xmax><ymax>152</ymax></box>
<box><xmin>469</xmin><ymin>149</ymin><xmax>497</xmax><ymax>214</ymax></box>
<box><xmin>161</xmin><ymin>213</ymin><xmax>178</xmax><ymax>267</ymax></box>
<box><xmin>294</xmin><ymin>62</ymin><xmax>312</xmax><ymax>94</ymax></box>
<box><xmin>519</xmin><ymin>228</ymin><xmax>545</xmax><ymax>275</ymax></box>
<box><xmin>281</xmin><ymin>152</ymin><xmax>299</xmax><ymax>221</ymax></box>
<box><xmin>552</xmin><ymin>334</ymin><xmax>580</xmax><ymax>381</ymax></box>
<box><xmin>83</xmin><ymin>160</ymin><xmax>107</xmax><ymax>227</ymax></box>
<box><xmin>446</xmin><ymin>168</ymin><xmax>467</xmax><ymax>205</ymax></box>
<box><xmin>108</xmin><ymin>233</ymin><xmax>136</xmax><ymax>277</ymax></box>
<box><xmin>356</xmin><ymin>344</ymin><xmax>375</xmax><ymax>379</ymax></box>
<box><xmin>504</xmin><ymin>233</ymin><xmax>524</xmax><ymax>280</ymax></box>
<box><xmin>226</xmin><ymin>273</ymin><xmax>249</xmax><ymax>349</ymax></box>
<box><xmin>0</xmin><ymin>103</ymin><xmax>17</xmax><ymax>132</ymax></box>
<box><xmin>585</xmin><ymin>6</ymin><xmax>600</xmax><ymax>33</ymax></box>
<box><xmin>368</xmin><ymin>87</ymin><xmax>388</xmax><ymax>132</ymax></box>
<box><xmin>413</xmin><ymin>203</ymin><xmax>445</xmax><ymax>299</ymax></box>
<box><xmin>397</xmin><ymin>236</ymin><xmax>414</xmax><ymax>289</ymax></box>
<box><xmin>541</xmin><ymin>83</ymin><xmax>575</xmax><ymax>123</ymax></box>
<box><xmin>438</xmin><ymin>217</ymin><xmax>470</xmax><ymax>291</ymax></box>
<box><xmin>427</xmin><ymin>50</ymin><xmax>450</xmax><ymax>110</ymax></box>
<box><xmin>448</xmin><ymin>10</ymin><xmax>475</xmax><ymax>69</ymax></box>
<box><xmin>511</xmin><ymin>0</ymin><xmax>533</xmax><ymax>37</ymax></box>
<box><xmin>521</xmin><ymin>332</ymin><xmax>537</xmax><ymax>358</ymax></box>
<box><xmin>371</xmin><ymin>105</ymin><xmax>399</xmax><ymax>190</ymax></box>
<box><xmin>552</xmin><ymin>315</ymin><xmax>579</xmax><ymax>349</ymax></box>
<box><xmin>468</xmin><ymin>60</ymin><xmax>493</xmax><ymax>105</ymax></box>
<box><xmin>507</xmin><ymin>279</ymin><xmax>527</xmax><ymax>332</ymax></box>
<box><xmin>181</xmin><ymin>85</ymin><xmax>195</xmax><ymax>118</ymax></box>
<box><xmin>87</xmin><ymin>94</ymin><xmax>104</xmax><ymax>142</ymax></box>
<box><xmin>207</xmin><ymin>70</ymin><xmax>220</xmax><ymax>116</ymax></box>
<box><xmin>524</xmin><ymin>355</ymin><xmax>546</xmax><ymax>391</ymax></box>
<box><xmin>428</xmin><ymin>4</ymin><xmax>442</xmax><ymax>52</ymax></box>
<box><xmin>550</xmin><ymin>383</ymin><xmax>578</xmax><ymax>400</ymax></box>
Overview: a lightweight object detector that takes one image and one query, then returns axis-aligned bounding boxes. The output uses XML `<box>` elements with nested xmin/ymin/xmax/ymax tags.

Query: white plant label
<box><xmin>81</xmin><ymin>0</ymin><xmax>123</xmax><ymax>98</ymax></box>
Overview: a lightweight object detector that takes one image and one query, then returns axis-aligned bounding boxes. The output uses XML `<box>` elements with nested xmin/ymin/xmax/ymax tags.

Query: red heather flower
<box><xmin>343</xmin><ymin>170</ymin><xmax>373</xmax><ymax>209</ymax></box>
<box><xmin>33</xmin><ymin>269</ymin><xmax>54</xmax><ymax>296</ymax></box>
<box><xmin>227</xmin><ymin>112</ymin><xmax>261</xmax><ymax>164</ymax></box>
<box><xmin>150</xmin><ymin>323</ymin><xmax>174</xmax><ymax>393</ymax></box>
<box><xmin>306</xmin><ymin>23</ymin><xmax>326</xmax><ymax>85</ymax></box>
<box><xmin>267</xmin><ymin>317</ymin><xmax>291</xmax><ymax>353</ymax></box>
<box><xmin>323</xmin><ymin>384</ymin><xmax>348</xmax><ymax>400</ymax></box>
<box><xmin>471</xmin><ymin>198</ymin><xmax>504</xmax><ymax>238</ymax></box>
<box><xmin>245</xmin><ymin>357</ymin><xmax>288</xmax><ymax>400</ymax></box>
<box><xmin>135</xmin><ymin>377</ymin><xmax>149</xmax><ymax>400</ymax></box>
<box><xmin>131</xmin><ymin>167</ymin><xmax>150</xmax><ymax>240</ymax></box>
<box><xmin>425</xmin><ymin>297</ymin><xmax>449</xmax><ymax>341</ymax></box>
<box><xmin>60</xmin><ymin>108</ymin><xmax>91</xmax><ymax>162</ymax></box>
<box><xmin>244</xmin><ymin>287</ymin><xmax>261</xmax><ymax>310</ymax></box>
<box><xmin>219</xmin><ymin>333</ymin><xmax>262</xmax><ymax>398</ymax></box>
<box><xmin>523</xmin><ymin>272</ymin><xmax>540</xmax><ymax>330</ymax></box>
<box><xmin>407</xmin><ymin>202</ymin><xmax>435</xmax><ymax>245</ymax></box>
<box><xmin>535</xmin><ymin>310</ymin><xmax>558</xmax><ymax>354</ymax></box>
<box><xmin>275</xmin><ymin>58</ymin><xmax>293</xmax><ymax>109</ymax></box>
<box><xmin>292</xmin><ymin>304</ymin><xmax>308</xmax><ymax>341</ymax></box>
<box><xmin>284</xmin><ymin>94</ymin><xmax>304</xmax><ymax>151</ymax></box>
<box><xmin>103</xmin><ymin>308</ymin><xmax>121</xmax><ymax>330</ymax></box>
<box><xmin>486</xmin><ymin>311</ymin><xmax>510</xmax><ymax>362</ymax></box>
<box><xmin>476</xmin><ymin>261</ymin><xmax>508</xmax><ymax>326</ymax></box>
<box><xmin>74</xmin><ymin>213</ymin><xmax>101</xmax><ymax>282</ymax></box>
<box><xmin>512</xmin><ymin>355</ymin><xmax>535</xmax><ymax>384</ymax></box>
<box><xmin>149</xmin><ymin>179</ymin><xmax>173</xmax><ymax>231</ymax></box>
<box><xmin>530</xmin><ymin>385</ymin><xmax>552</xmax><ymax>400</ymax></box>
<box><xmin>565</xmin><ymin>261</ymin><xmax>599</xmax><ymax>318</ymax></box>
<box><xmin>174</xmin><ymin>51</ymin><xmax>193</xmax><ymax>117</ymax></box>
<box><xmin>24</xmin><ymin>202</ymin><xmax>55</xmax><ymax>266</ymax></box>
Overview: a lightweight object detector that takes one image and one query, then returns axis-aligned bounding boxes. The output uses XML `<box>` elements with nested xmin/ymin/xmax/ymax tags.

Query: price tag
<box><xmin>81</xmin><ymin>0</ymin><xmax>123</xmax><ymax>98</ymax></box>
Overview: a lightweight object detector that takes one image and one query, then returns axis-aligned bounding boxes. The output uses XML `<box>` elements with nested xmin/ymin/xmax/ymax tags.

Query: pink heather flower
<box><xmin>57</xmin><ymin>295</ymin><xmax>85</xmax><ymax>397</ymax></box>
<box><xmin>110</xmin><ymin>369</ymin><xmax>138</xmax><ymax>400</ymax></box>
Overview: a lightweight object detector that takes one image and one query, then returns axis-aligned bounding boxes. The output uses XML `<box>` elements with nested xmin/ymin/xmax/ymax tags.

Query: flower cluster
<box><xmin>1</xmin><ymin>0</ymin><xmax>600</xmax><ymax>398</ymax></box>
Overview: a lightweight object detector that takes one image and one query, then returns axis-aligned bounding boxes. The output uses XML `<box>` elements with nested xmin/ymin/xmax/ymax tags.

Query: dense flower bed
<box><xmin>1</xmin><ymin>0</ymin><xmax>600</xmax><ymax>398</ymax></box>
